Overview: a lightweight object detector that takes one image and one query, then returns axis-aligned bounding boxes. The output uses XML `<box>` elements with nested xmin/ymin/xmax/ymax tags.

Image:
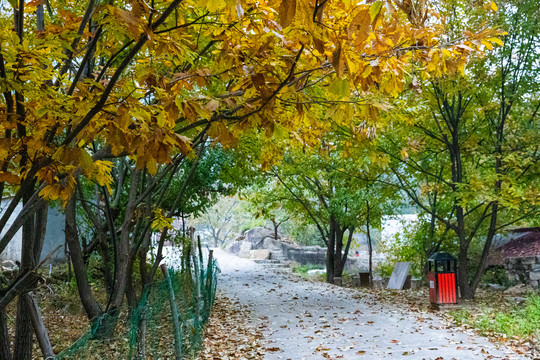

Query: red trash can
<box><xmin>428</xmin><ymin>252</ymin><xmax>458</xmax><ymax>305</ymax></box>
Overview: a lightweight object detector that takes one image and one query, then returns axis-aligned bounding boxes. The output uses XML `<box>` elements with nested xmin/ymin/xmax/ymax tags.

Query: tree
<box><xmin>244</xmin><ymin>182</ymin><xmax>291</xmax><ymax>240</ymax></box>
<box><xmin>0</xmin><ymin>0</ymin><xmax>500</xmax><ymax>356</ymax></box>
<box><xmin>192</xmin><ymin>196</ymin><xmax>241</xmax><ymax>247</ymax></box>
<box><xmin>266</xmin><ymin>137</ymin><xmax>392</xmax><ymax>283</ymax></box>
<box><xmin>381</xmin><ymin>0</ymin><xmax>540</xmax><ymax>299</ymax></box>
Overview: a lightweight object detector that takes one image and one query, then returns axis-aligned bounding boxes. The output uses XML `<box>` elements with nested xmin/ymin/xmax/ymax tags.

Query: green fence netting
<box><xmin>56</xmin><ymin>249</ymin><xmax>220</xmax><ymax>359</ymax></box>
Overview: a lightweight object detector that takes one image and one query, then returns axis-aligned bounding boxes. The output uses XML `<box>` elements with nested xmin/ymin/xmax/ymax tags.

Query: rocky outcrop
<box><xmin>226</xmin><ymin>227</ymin><xmax>379</xmax><ymax>271</ymax></box>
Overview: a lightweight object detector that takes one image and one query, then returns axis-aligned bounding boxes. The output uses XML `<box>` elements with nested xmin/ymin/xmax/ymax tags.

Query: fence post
<box><xmin>160</xmin><ymin>264</ymin><xmax>183</xmax><ymax>360</ymax></box>
<box><xmin>190</xmin><ymin>228</ymin><xmax>202</xmax><ymax>328</ymax></box>
<box><xmin>203</xmin><ymin>250</ymin><xmax>214</xmax><ymax>320</ymax></box>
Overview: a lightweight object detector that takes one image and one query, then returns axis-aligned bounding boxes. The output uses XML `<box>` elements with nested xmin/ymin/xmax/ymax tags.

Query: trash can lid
<box><xmin>428</xmin><ymin>252</ymin><xmax>456</xmax><ymax>262</ymax></box>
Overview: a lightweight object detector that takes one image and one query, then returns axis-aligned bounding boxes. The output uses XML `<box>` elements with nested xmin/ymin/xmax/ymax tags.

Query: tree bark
<box><xmin>334</xmin><ymin>225</ymin><xmax>344</xmax><ymax>280</ymax></box>
<box><xmin>99</xmin><ymin>169</ymin><xmax>141</xmax><ymax>338</ymax></box>
<box><xmin>13</xmin><ymin>298</ymin><xmax>32</xmax><ymax>360</ymax></box>
<box><xmin>65</xmin><ymin>196</ymin><xmax>103</xmax><ymax>320</ymax></box>
<box><xmin>0</xmin><ymin>310</ymin><xmax>11</xmax><ymax>360</ymax></box>
<box><xmin>13</xmin><ymin>184</ymin><xmax>37</xmax><ymax>360</ymax></box>
<box><xmin>272</xmin><ymin>219</ymin><xmax>279</xmax><ymax>240</ymax></box>
<box><xmin>24</xmin><ymin>292</ymin><xmax>55</xmax><ymax>359</ymax></box>
<box><xmin>366</xmin><ymin>203</ymin><xmax>373</xmax><ymax>285</ymax></box>
<box><xmin>326</xmin><ymin>217</ymin><xmax>336</xmax><ymax>283</ymax></box>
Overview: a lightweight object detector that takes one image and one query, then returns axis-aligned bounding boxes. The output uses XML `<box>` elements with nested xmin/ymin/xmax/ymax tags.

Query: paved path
<box><xmin>213</xmin><ymin>249</ymin><xmax>529</xmax><ymax>360</ymax></box>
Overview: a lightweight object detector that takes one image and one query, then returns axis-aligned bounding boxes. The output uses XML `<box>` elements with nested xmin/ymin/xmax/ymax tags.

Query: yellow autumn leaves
<box><xmin>0</xmin><ymin>0</ymin><xmax>503</xmax><ymax>205</ymax></box>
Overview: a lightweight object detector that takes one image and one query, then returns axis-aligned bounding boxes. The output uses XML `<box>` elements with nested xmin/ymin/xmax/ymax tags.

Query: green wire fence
<box><xmin>56</xmin><ymin>247</ymin><xmax>220</xmax><ymax>360</ymax></box>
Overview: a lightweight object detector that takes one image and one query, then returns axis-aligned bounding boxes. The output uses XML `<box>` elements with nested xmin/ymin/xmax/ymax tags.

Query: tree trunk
<box><xmin>65</xmin><ymin>197</ymin><xmax>103</xmax><ymax>320</ymax></box>
<box><xmin>97</xmin><ymin>231</ymin><xmax>114</xmax><ymax>293</ymax></box>
<box><xmin>470</xmin><ymin>203</ymin><xmax>499</xmax><ymax>297</ymax></box>
<box><xmin>457</xmin><ymin>217</ymin><xmax>473</xmax><ymax>299</ymax></box>
<box><xmin>136</xmin><ymin>310</ymin><xmax>147</xmax><ymax>360</ymax></box>
<box><xmin>272</xmin><ymin>219</ymin><xmax>279</xmax><ymax>240</ymax></box>
<box><xmin>333</xmin><ymin>224</ymin><xmax>344</xmax><ymax>282</ymax></box>
<box><xmin>126</xmin><ymin>268</ymin><xmax>138</xmax><ymax>310</ymax></box>
<box><xmin>100</xmin><ymin>169</ymin><xmax>140</xmax><ymax>338</ymax></box>
<box><xmin>326</xmin><ymin>217</ymin><xmax>336</xmax><ymax>283</ymax></box>
<box><xmin>13</xmin><ymin>187</ymin><xmax>37</xmax><ymax>360</ymax></box>
<box><xmin>366</xmin><ymin>207</ymin><xmax>373</xmax><ymax>285</ymax></box>
<box><xmin>13</xmin><ymin>298</ymin><xmax>32</xmax><ymax>360</ymax></box>
<box><xmin>0</xmin><ymin>310</ymin><xmax>11</xmax><ymax>360</ymax></box>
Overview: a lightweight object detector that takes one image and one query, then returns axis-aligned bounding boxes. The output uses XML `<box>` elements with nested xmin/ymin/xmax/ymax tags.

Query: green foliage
<box><xmin>451</xmin><ymin>293</ymin><xmax>540</xmax><ymax>339</ymax></box>
<box><xmin>292</xmin><ymin>264</ymin><xmax>326</xmax><ymax>282</ymax></box>
<box><xmin>162</xmin><ymin>145</ymin><xmax>236</xmax><ymax>218</ymax></box>
<box><xmin>379</xmin><ymin>0</ymin><xmax>540</xmax><ymax>297</ymax></box>
<box><xmin>292</xmin><ymin>264</ymin><xmax>325</xmax><ymax>275</ymax></box>
<box><xmin>481</xmin><ymin>266</ymin><xmax>511</xmax><ymax>287</ymax></box>
<box><xmin>239</xmin><ymin>219</ymin><xmax>266</xmax><ymax>233</ymax></box>
<box><xmin>282</xmin><ymin>220</ymin><xmax>322</xmax><ymax>246</ymax></box>
<box><xmin>377</xmin><ymin>215</ymin><xmax>459</xmax><ymax>279</ymax></box>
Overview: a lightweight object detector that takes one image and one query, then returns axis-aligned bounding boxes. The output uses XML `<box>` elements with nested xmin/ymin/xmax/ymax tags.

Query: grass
<box><xmin>292</xmin><ymin>264</ymin><xmax>327</xmax><ymax>282</ymax></box>
<box><xmin>450</xmin><ymin>292</ymin><xmax>540</xmax><ymax>339</ymax></box>
<box><xmin>292</xmin><ymin>264</ymin><xmax>325</xmax><ymax>275</ymax></box>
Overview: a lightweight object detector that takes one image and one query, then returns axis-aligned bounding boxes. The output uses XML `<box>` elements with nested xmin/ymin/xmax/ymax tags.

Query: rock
<box><xmin>530</xmin><ymin>280</ymin><xmax>539</xmax><ymax>289</ymax></box>
<box><xmin>0</xmin><ymin>260</ymin><xmax>17</xmax><ymax>270</ymax></box>
<box><xmin>244</xmin><ymin>227</ymin><xmax>275</xmax><ymax>249</ymax></box>
<box><xmin>521</xmin><ymin>256</ymin><xmax>536</xmax><ymax>266</ymax></box>
<box><xmin>410</xmin><ymin>278</ymin><xmax>423</xmax><ymax>290</ymax></box>
<box><xmin>504</xmin><ymin>284</ymin><xmax>532</xmax><ymax>295</ymax></box>
<box><xmin>238</xmin><ymin>241</ymin><xmax>253</xmax><ymax>258</ymax></box>
<box><xmin>249</xmin><ymin>249</ymin><xmax>270</xmax><ymax>260</ymax></box>
<box><xmin>529</xmin><ymin>270</ymin><xmax>540</xmax><ymax>281</ymax></box>
<box><xmin>0</xmin><ymin>260</ymin><xmax>19</xmax><ymax>279</ymax></box>
<box><xmin>486</xmin><ymin>283</ymin><xmax>505</xmax><ymax>291</ymax></box>
<box><xmin>225</xmin><ymin>241</ymin><xmax>243</xmax><ymax>255</ymax></box>
<box><xmin>373</xmin><ymin>278</ymin><xmax>389</xmax><ymax>289</ymax></box>
<box><xmin>307</xmin><ymin>269</ymin><xmax>326</xmax><ymax>276</ymax></box>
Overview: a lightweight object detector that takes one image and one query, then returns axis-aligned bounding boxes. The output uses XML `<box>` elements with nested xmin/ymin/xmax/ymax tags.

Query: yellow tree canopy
<box><xmin>0</xmin><ymin>0</ymin><xmax>501</xmax><ymax>201</ymax></box>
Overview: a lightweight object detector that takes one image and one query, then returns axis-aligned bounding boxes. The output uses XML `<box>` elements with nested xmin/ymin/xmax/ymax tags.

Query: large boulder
<box><xmin>244</xmin><ymin>227</ymin><xmax>275</xmax><ymax>249</ymax></box>
<box><xmin>226</xmin><ymin>227</ymin><xmax>277</xmax><ymax>257</ymax></box>
<box><xmin>225</xmin><ymin>241</ymin><xmax>243</xmax><ymax>255</ymax></box>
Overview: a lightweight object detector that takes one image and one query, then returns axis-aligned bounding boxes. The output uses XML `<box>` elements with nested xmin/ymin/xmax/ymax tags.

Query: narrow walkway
<box><xmin>213</xmin><ymin>249</ymin><xmax>527</xmax><ymax>360</ymax></box>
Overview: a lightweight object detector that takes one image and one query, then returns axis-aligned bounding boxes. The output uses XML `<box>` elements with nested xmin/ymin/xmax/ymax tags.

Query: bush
<box><xmin>451</xmin><ymin>293</ymin><xmax>540</xmax><ymax>339</ymax></box>
<box><xmin>481</xmin><ymin>266</ymin><xmax>512</xmax><ymax>287</ymax></box>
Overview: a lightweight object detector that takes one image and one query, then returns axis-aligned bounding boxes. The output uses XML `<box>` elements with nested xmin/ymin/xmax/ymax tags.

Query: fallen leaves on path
<box><xmin>199</xmin><ymin>293</ymin><xmax>266</xmax><ymax>360</ymax></box>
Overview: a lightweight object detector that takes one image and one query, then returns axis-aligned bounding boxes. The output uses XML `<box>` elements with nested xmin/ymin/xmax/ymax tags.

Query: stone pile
<box><xmin>505</xmin><ymin>256</ymin><xmax>540</xmax><ymax>288</ymax></box>
<box><xmin>225</xmin><ymin>227</ymin><xmax>378</xmax><ymax>271</ymax></box>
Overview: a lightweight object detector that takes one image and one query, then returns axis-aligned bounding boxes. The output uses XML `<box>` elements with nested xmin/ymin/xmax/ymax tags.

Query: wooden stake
<box><xmin>190</xmin><ymin>228</ymin><xmax>201</xmax><ymax>326</ymax></box>
<box><xmin>24</xmin><ymin>292</ymin><xmax>55</xmax><ymax>359</ymax></box>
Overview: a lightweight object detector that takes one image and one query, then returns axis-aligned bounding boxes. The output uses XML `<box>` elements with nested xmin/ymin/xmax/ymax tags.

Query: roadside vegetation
<box><xmin>451</xmin><ymin>293</ymin><xmax>540</xmax><ymax>340</ymax></box>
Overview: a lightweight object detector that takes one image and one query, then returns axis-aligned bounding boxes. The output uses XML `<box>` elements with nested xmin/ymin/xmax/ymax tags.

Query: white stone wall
<box><xmin>0</xmin><ymin>199</ymin><xmax>66</xmax><ymax>263</ymax></box>
<box><xmin>0</xmin><ymin>199</ymin><xmax>23</xmax><ymax>262</ymax></box>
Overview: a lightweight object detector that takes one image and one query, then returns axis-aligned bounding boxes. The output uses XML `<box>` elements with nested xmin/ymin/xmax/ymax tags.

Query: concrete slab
<box><xmin>387</xmin><ymin>262</ymin><xmax>410</xmax><ymax>290</ymax></box>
